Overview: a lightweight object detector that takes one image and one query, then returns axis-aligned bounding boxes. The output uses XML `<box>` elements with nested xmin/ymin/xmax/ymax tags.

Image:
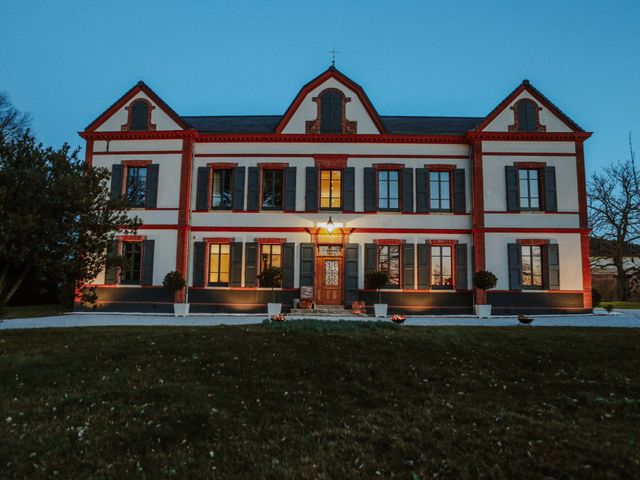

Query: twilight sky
<box><xmin>1</xmin><ymin>0</ymin><xmax>639</xmax><ymax>173</ymax></box>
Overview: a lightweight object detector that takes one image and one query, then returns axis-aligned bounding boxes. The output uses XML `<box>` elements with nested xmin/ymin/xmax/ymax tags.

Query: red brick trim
<box><xmin>94</xmin><ymin>150</ymin><xmax>183</xmax><ymax>156</ymax></box>
<box><xmin>306</xmin><ymin>88</ymin><xmax>357</xmax><ymax>134</ymax></box>
<box><xmin>255</xmin><ymin>237</ymin><xmax>287</xmax><ymax>244</ymax></box>
<box><xmin>121</xmin><ymin>98</ymin><xmax>156</xmax><ymax>131</ymax></box>
<box><xmin>425</xmin><ymin>163</ymin><xmax>456</xmax><ymax>171</ymax></box>
<box><xmin>516</xmin><ymin>239</ymin><xmax>550</xmax><ymax>246</ymax></box>
<box><xmin>374</xmin><ymin>239</ymin><xmax>403</xmax><ymax>245</ymax></box>
<box><xmin>513</xmin><ymin>161</ymin><xmax>546</xmax><ymax>169</ymax></box>
<box><xmin>428</xmin><ymin>239</ymin><xmax>457</xmax><ymax>245</ymax></box>
<box><xmin>85</xmin><ymin>139</ymin><xmax>94</xmax><ymax>168</ymax></box>
<box><xmin>203</xmin><ymin>237</ymin><xmax>234</xmax><ymax>243</ymax></box>
<box><xmin>207</xmin><ymin>162</ymin><xmax>238</xmax><ymax>169</ymax></box>
<box><xmin>580</xmin><ymin>231</ymin><xmax>593</xmax><ymax>309</ymax></box>
<box><xmin>175</xmin><ymin>139</ymin><xmax>193</xmax><ymax>292</ymax></box>
<box><xmin>117</xmin><ymin>234</ymin><xmax>146</xmax><ymax>242</ymax></box>
<box><xmin>374</xmin><ymin>163</ymin><xmax>404</xmax><ymax>170</ymax></box>
<box><xmin>258</xmin><ymin>162</ymin><xmax>288</xmax><ymax>169</ymax></box>
<box><xmin>509</xmin><ymin>99</ymin><xmax>546</xmax><ymax>132</ymax></box>
<box><xmin>121</xmin><ymin>159</ymin><xmax>152</xmax><ymax>167</ymax></box>
<box><xmin>314</xmin><ymin>154</ymin><xmax>348</xmax><ymax>169</ymax></box>
<box><xmin>471</xmin><ymin>140</ymin><xmax>486</xmax><ymax>304</ymax></box>
<box><xmin>575</xmin><ymin>140</ymin><xmax>588</xmax><ymax>228</ymax></box>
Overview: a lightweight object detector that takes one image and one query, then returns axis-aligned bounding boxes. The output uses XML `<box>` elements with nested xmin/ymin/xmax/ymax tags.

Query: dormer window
<box><xmin>509</xmin><ymin>99</ymin><xmax>545</xmax><ymax>132</ymax></box>
<box><xmin>306</xmin><ymin>88</ymin><xmax>357</xmax><ymax>134</ymax></box>
<box><xmin>122</xmin><ymin>99</ymin><xmax>156</xmax><ymax>131</ymax></box>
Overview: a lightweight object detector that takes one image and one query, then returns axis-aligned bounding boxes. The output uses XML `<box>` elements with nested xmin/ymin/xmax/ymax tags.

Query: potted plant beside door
<box><xmin>473</xmin><ymin>270</ymin><xmax>497</xmax><ymax>318</ymax></box>
<box><xmin>258</xmin><ymin>266</ymin><xmax>283</xmax><ymax>316</ymax></box>
<box><xmin>365</xmin><ymin>270</ymin><xmax>389</xmax><ymax>317</ymax></box>
<box><xmin>163</xmin><ymin>271</ymin><xmax>188</xmax><ymax>317</ymax></box>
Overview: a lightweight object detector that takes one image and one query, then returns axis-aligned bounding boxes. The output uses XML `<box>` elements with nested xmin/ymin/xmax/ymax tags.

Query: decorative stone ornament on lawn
<box><xmin>258</xmin><ymin>266</ymin><xmax>283</xmax><ymax>316</ymax></box>
<box><xmin>390</xmin><ymin>314</ymin><xmax>406</xmax><ymax>324</ymax></box>
<box><xmin>365</xmin><ymin>270</ymin><xmax>389</xmax><ymax>318</ymax></box>
<box><xmin>472</xmin><ymin>270</ymin><xmax>498</xmax><ymax>318</ymax></box>
<box><xmin>270</xmin><ymin>314</ymin><xmax>286</xmax><ymax>322</ymax></box>
<box><xmin>162</xmin><ymin>271</ymin><xmax>188</xmax><ymax>317</ymax></box>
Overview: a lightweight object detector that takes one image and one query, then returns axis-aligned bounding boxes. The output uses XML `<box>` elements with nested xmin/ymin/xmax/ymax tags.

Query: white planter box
<box><xmin>474</xmin><ymin>304</ymin><xmax>492</xmax><ymax>318</ymax></box>
<box><xmin>374</xmin><ymin>304</ymin><xmax>388</xmax><ymax>318</ymax></box>
<box><xmin>173</xmin><ymin>303</ymin><xmax>190</xmax><ymax>317</ymax></box>
<box><xmin>267</xmin><ymin>303</ymin><xmax>282</xmax><ymax>316</ymax></box>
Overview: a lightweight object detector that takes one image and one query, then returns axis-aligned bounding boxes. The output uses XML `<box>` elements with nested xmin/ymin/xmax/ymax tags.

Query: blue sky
<box><xmin>1</xmin><ymin>0</ymin><xmax>639</xmax><ymax>173</ymax></box>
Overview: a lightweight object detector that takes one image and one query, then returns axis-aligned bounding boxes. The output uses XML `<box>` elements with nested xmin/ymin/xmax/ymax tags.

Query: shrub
<box><xmin>473</xmin><ymin>271</ymin><xmax>498</xmax><ymax>291</ymax></box>
<box><xmin>163</xmin><ymin>271</ymin><xmax>186</xmax><ymax>302</ymax></box>
<box><xmin>591</xmin><ymin>288</ymin><xmax>602</xmax><ymax>307</ymax></box>
<box><xmin>602</xmin><ymin>303</ymin><xmax>614</xmax><ymax>313</ymax></box>
<box><xmin>365</xmin><ymin>270</ymin><xmax>389</xmax><ymax>304</ymax></box>
<box><xmin>258</xmin><ymin>266</ymin><xmax>283</xmax><ymax>302</ymax></box>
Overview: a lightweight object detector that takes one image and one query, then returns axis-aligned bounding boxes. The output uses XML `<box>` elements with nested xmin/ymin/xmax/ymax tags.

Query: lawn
<box><xmin>0</xmin><ymin>304</ymin><xmax>68</xmax><ymax>320</ymax></box>
<box><xmin>600</xmin><ymin>301</ymin><xmax>640</xmax><ymax>310</ymax></box>
<box><xmin>1</xmin><ymin>321</ymin><xmax>639</xmax><ymax>479</ymax></box>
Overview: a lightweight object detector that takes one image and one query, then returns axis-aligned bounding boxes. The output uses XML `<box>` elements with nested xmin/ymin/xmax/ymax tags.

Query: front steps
<box><xmin>289</xmin><ymin>304</ymin><xmax>363</xmax><ymax>317</ymax></box>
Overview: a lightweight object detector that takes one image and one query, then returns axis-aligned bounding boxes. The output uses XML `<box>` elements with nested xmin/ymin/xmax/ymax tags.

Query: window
<box><xmin>260</xmin><ymin>244</ymin><xmax>282</xmax><ymax>272</ymax></box>
<box><xmin>120</xmin><ymin>241</ymin><xmax>142</xmax><ymax>284</ymax></box>
<box><xmin>129</xmin><ymin>100</ymin><xmax>150</xmax><ymax>131</ymax></box>
<box><xmin>429</xmin><ymin>171</ymin><xmax>451</xmax><ymax>211</ymax></box>
<box><xmin>516</xmin><ymin>99</ymin><xmax>538</xmax><ymax>132</ymax></box>
<box><xmin>378</xmin><ymin>170</ymin><xmax>400</xmax><ymax>210</ymax></box>
<box><xmin>519</xmin><ymin>169</ymin><xmax>540</xmax><ymax>210</ymax></box>
<box><xmin>261</xmin><ymin>169</ymin><xmax>283</xmax><ymax>210</ymax></box>
<box><xmin>320</xmin><ymin>169</ymin><xmax>341</xmax><ymax>209</ymax></box>
<box><xmin>125</xmin><ymin>166</ymin><xmax>147</xmax><ymax>207</ymax></box>
<box><xmin>431</xmin><ymin>245</ymin><xmax>453</xmax><ymax>288</ymax></box>
<box><xmin>521</xmin><ymin>245</ymin><xmax>543</xmax><ymax>288</ymax></box>
<box><xmin>377</xmin><ymin>245</ymin><xmax>401</xmax><ymax>287</ymax></box>
<box><xmin>208</xmin><ymin>244</ymin><xmax>230</xmax><ymax>286</ymax></box>
<box><xmin>211</xmin><ymin>169</ymin><xmax>233</xmax><ymax>209</ymax></box>
<box><xmin>320</xmin><ymin>90</ymin><xmax>343</xmax><ymax>134</ymax></box>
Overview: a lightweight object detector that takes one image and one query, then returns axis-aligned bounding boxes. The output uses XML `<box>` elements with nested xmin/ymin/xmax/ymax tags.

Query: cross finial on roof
<box><xmin>329</xmin><ymin>46</ymin><xmax>341</xmax><ymax>68</ymax></box>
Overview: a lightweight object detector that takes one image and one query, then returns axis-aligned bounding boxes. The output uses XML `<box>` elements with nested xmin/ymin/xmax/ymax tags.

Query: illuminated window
<box><xmin>429</xmin><ymin>171</ymin><xmax>451</xmax><ymax>211</ymax></box>
<box><xmin>211</xmin><ymin>169</ymin><xmax>233</xmax><ymax>209</ymax></box>
<box><xmin>519</xmin><ymin>169</ymin><xmax>540</xmax><ymax>210</ymax></box>
<box><xmin>320</xmin><ymin>169</ymin><xmax>341</xmax><ymax>209</ymax></box>
<box><xmin>125</xmin><ymin>166</ymin><xmax>147</xmax><ymax>208</ymax></box>
<box><xmin>377</xmin><ymin>245</ymin><xmax>401</xmax><ymax>287</ymax></box>
<box><xmin>208</xmin><ymin>244</ymin><xmax>230</xmax><ymax>286</ymax></box>
<box><xmin>431</xmin><ymin>245</ymin><xmax>453</xmax><ymax>288</ymax></box>
<box><xmin>378</xmin><ymin>170</ymin><xmax>400</xmax><ymax>210</ymax></box>
<box><xmin>521</xmin><ymin>245</ymin><xmax>543</xmax><ymax>288</ymax></box>
<box><xmin>260</xmin><ymin>244</ymin><xmax>282</xmax><ymax>271</ymax></box>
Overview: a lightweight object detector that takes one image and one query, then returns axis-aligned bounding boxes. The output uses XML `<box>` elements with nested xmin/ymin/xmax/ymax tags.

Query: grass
<box><xmin>0</xmin><ymin>304</ymin><xmax>68</xmax><ymax>320</ymax></box>
<box><xmin>1</xmin><ymin>323</ymin><xmax>639</xmax><ymax>479</ymax></box>
<box><xmin>599</xmin><ymin>301</ymin><xmax>640</xmax><ymax>309</ymax></box>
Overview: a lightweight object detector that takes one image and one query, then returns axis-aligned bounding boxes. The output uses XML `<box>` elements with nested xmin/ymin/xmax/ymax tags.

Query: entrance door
<box><xmin>315</xmin><ymin>245</ymin><xmax>343</xmax><ymax>305</ymax></box>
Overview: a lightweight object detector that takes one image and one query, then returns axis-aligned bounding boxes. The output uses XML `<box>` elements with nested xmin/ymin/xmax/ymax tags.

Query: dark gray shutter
<box><xmin>508</xmin><ymin>243</ymin><xmax>522</xmax><ymax>290</ymax></box>
<box><xmin>343</xmin><ymin>167</ymin><xmax>355</xmax><ymax>212</ymax></box>
<box><xmin>110</xmin><ymin>164</ymin><xmax>124</xmax><ymax>202</ymax></box>
<box><xmin>344</xmin><ymin>243</ymin><xmax>359</xmax><ymax>305</ymax></box>
<box><xmin>192</xmin><ymin>241</ymin><xmax>206</xmax><ymax>287</ymax></box>
<box><xmin>363</xmin><ymin>167</ymin><xmax>376</xmax><ymax>212</ymax></box>
<box><xmin>417</xmin><ymin>243</ymin><xmax>431</xmax><ymax>289</ymax></box>
<box><xmin>300</xmin><ymin>243</ymin><xmax>315</xmax><ymax>287</ymax></box>
<box><xmin>195</xmin><ymin>167</ymin><xmax>209</xmax><ymax>210</ymax></box>
<box><xmin>232</xmin><ymin>166</ymin><xmax>245</xmax><ymax>211</ymax></box>
<box><xmin>305</xmin><ymin>167</ymin><xmax>318</xmax><ymax>211</ymax></box>
<box><xmin>230</xmin><ymin>242</ymin><xmax>243</xmax><ymax>287</ymax></box>
<box><xmin>402</xmin><ymin>168</ymin><xmax>414</xmax><ymax>213</ymax></box>
<box><xmin>416</xmin><ymin>168</ymin><xmax>429</xmax><ymax>213</ymax></box>
<box><xmin>104</xmin><ymin>240</ymin><xmax>118</xmax><ymax>285</ymax></box>
<box><xmin>284</xmin><ymin>167</ymin><xmax>297</xmax><ymax>212</ymax></box>
<box><xmin>299</xmin><ymin>243</ymin><xmax>315</xmax><ymax>287</ymax></box>
<box><xmin>145</xmin><ymin>164</ymin><xmax>159</xmax><ymax>208</ymax></box>
<box><xmin>544</xmin><ymin>166</ymin><xmax>557</xmax><ymax>212</ymax></box>
<box><xmin>365</xmin><ymin>243</ymin><xmax>377</xmax><ymax>275</ymax></box>
<box><xmin>506</xmin><ymin>166</ymin><xmax>519</xmax><ymax>212</ymax></box>
<box><xmin>244</xmin><ymin>242</ymin><xmax>258</xmax><ymax>287</ymax></box>
<box><xmin>141</xmin><ymin>240</ymin><xmax>155</xmax><ymax>286</ymax></box>
<box><xmin>547</xmin><ymin>243</ymin><xmax>560</xmax><ymax>290</ymax></box>
<box><xmin>455</xmin><ymin>243</ymin><xmax>468</xmax><ymax>290</ymax></box>
<box><xmin>402</xmin><ymin>243</ymin><xmax>415</xmax><ymax>289</ymax></box>
<box><xmin>282</xmin><ymin>243</ymin><xmax>295</xmax><ymax>289</ymax></box>
<box><xmin>246</xmin><ymin>167</ymin><xmax>260</xmax><ymax>211</ymax></box>
<box><xmin>454</xmin><ymin>169</ymin><xmax>466</xmax><ymax>213</ymax></box>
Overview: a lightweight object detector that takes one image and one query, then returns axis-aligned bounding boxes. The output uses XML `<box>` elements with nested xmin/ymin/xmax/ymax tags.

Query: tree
<box><xmin>0</xmin><ymin>132</ymin><xmax>140</xmax><ymax>308</ymax></box>
<box><xmin>0</xmin><ymin>92</ymin><xmax>31</xmax><ymax>142</ymax></box>
<box><xmin>588</xmin><ymin>134</ymin><xmax>640</xmax><ymax>300</ymax></box>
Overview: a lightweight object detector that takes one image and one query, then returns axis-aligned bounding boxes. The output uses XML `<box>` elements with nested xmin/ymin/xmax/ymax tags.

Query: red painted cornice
<box><xmin>466</xmin><ymin>131</ymin><xmax>592</xmax><ymax>142</ymax></box>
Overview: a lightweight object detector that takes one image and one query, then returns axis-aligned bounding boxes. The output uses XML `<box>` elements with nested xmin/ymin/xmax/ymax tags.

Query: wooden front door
<box><xmin>315</xmin><ymin>245</ymin><xmax>343</xmax><ymax>305</ymax></box>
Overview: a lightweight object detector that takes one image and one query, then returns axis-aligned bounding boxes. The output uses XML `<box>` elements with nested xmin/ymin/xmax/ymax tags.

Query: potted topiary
<box><xmin>258</xmin><ymin>266</ymin><xmax>283</xmax><ymax>316</ymax></box>
<box><xmin>365</xmin><ymin>270</ymin><xmax>389</xmax><ymax>317</ymax></box>
<box><xmin>473</xmin><ymin>270</ymin><xmax>497</xmax><ymax>318</ymax></box>
<box><xmin>163</xmin><ymin>271</ymin><xmax>188</xmax><ymax>317</ymax></box>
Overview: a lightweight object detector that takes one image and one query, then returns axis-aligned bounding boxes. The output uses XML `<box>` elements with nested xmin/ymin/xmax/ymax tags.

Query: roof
<box><xmin>181</xmin><ymin>114</ymin><xmax>483</xmax><ymax>135</ymax></box>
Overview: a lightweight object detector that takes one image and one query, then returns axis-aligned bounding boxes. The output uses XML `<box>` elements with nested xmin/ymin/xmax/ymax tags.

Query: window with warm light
<box><xmin>431</xmin><ymin>245</ymin><xmax>453</xmax><ymax>288</ymax></box>
<box><xmin>320</xmin><ymin>169</ymin><xmax>341</xmax><ymax>209</ymax></box>
<box><xmin>208</xmin><ymin>244</ymin><xmax>230</xmax><ymax>286</ymax></box>
<box><xmin>260</xmin><ymin>244</ymin><xmax>282</xmax><ymax>271</ymax></box>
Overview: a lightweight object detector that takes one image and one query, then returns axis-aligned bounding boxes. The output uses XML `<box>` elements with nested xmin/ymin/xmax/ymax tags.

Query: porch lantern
<box><xmin>326</xmin><ymin>216</ymin><xmax>335</xmax><ymax>233</ymax></box>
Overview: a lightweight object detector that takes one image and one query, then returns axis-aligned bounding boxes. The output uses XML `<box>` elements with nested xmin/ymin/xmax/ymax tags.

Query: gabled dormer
<box><xmin>474</xmin><ymin>80</ymin><xmax>585</xmax><ymax>134</ymax></box>
<box><xmin>84</xmin><ymin>81</ymin><xmax>189</xmax><ymax>133</ymax></box>
<box><xmin>276</xmin><ymin>66</ymin><xmax>385</xmax><ymax>135</ymax></box>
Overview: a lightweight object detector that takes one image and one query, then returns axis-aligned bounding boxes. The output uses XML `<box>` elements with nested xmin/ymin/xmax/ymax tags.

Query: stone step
<box><xmin>289</xmin><ymin>308</ymin><xmax>360</xmax><ymax>316</ymax></box>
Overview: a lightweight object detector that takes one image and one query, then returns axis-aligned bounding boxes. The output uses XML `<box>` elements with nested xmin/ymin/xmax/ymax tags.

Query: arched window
<box><xmin>320</xmin><ymin>90</ymin><xmax>343</xmax><ymax>134</ymax></box>
<box><xmin>515</xmin><ymin>99</ymin><xmax>538</xmax><ymax>132</ymax></box>
<box><xmin>129</xmin><ymin>100</ymin><xmax>150</xmax><ymax>131</ymax></box>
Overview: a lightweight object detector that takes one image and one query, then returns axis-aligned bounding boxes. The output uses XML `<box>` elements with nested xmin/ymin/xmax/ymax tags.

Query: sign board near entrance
<box><xmin>300</xmin><ymin>286</ymin><xmax>313</xmax><ymax>299</ymax></box>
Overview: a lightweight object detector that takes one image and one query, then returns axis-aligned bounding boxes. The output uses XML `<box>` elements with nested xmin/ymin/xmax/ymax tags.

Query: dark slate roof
<box><xmin>180</xmin><ymin>115</ymin><xmax>484</xmax><ymax>135</ymax></box>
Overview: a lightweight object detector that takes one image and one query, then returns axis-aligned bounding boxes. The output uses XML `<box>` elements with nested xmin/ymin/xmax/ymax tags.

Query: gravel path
<box><xmin>2</xmin><ymin>310</ymin><xmax>640</xmax><ymax>330</ymax></box>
